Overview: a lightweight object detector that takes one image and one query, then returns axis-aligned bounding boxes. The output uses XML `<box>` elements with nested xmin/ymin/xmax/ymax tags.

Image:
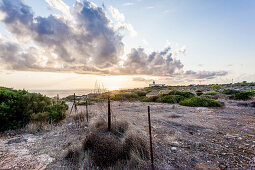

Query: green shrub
<box><xmin>0</xmin><ymin>87</ymin><xmax>68</xmax><ymax>131</ymax></box>
<box><xmin>47</xmin><ymin>103</ymin><xmax>68</xmax><ymax>122</ymax></box>
<box><xmin>111</xmin><ymin>92</ymin><xmax>140</xmax><ymax>101</ymax></box>
<box><xmin>196</xmin><ymin>90</ymin><xmax>203</xmax><ymax>96</ymax></box>
<box><xmin>77</xmin><ymin>99</ymin><xmax>93</xmax><ymax>106</ymax></box>
<box><xmin>204</xmin><ymin>91</ymin><xmax>218</xmax><ymax>95</ymax></box>
<box><xmin>233</xmin><ymin>91</ymin><xmax>255</xmax><ymax>100</ymax></box>
<box><xmin>222</xmin><ymin>89</ymin><xmax>239</xmax><ymax>95</ymax></box>
<box><xmin>141</xmin><ymin>96</ymin><xmax>159</xmax><ymax>102</ymax></box>
<box><xmin>211</xmin><ymin>84</ymin><xmax>222</xmax><ymax>90</ymax></box>
<box><xmin>159</xmin><ymin>95</ymin><xmax>184</xmax><ymax>103</ymax></box>
<box><xmin>167</xmin><ymin>90</ymin><xmax>195</xmax><ymax>98</ymax></box>
<box><xmin>31</xmin><ymin>112</ymin><xmax>50</xmax><ymax>122</ymax></box>
<box><xmin>134</xmin><ymin>91</ymin><xmax>147</xmax><ymax>97</ymax></box>
<box><xmin>179</xmin><ymin>97</ymin><xmax>223</xmax><ymax>107</ymax></box>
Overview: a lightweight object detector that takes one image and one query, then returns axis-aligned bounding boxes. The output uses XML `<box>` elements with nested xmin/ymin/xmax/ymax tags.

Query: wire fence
<box><xmin>68</xmin><ymin>94</ymin><xmax>255</xmax><ymax>169</ymax></box>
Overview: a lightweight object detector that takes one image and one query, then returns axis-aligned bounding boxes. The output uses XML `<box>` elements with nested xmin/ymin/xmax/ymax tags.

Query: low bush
<box><xmin>31</xmin><ymin>112</ymin><xmax>50</xmax><ymax>122</ymax></box>
<box><xmin>204</xmin><ymin>91</ymin><xmax>218</xmax><ymax>95</ymax></box>
<box><xmin>211</xmin><ymin>84</ymin><xmax>222</xmax><ymax>90</ymax></box>
<box><xmin>141</xmin><ymin>91</ymin><xmax>194</xmax><ymax>104</ymax></box>
<box><xmin>134</xmin><ymin>91</ymin><xmax>148</xmax><ymax>97</ymax></box>
<box><xmin>167</xmin><ymin>90</ymin><xmax>195</xmax><ymax>98</ymax></box>
<box><xmin>159</xmin><ymin>95</ymin><xmax>184</xmax><ymax>103</ymax></box>
<box><xmin>222</xmin><ymin>89</ymin><xmax>239</xmax><ymax>95</ymax></box>
<box><xmin>111</xmin><ymin>92</ymin><xmax>140</xmax><ymax>101</ymax></box>
<box><xmin>47</xmin><ymin>103</ymin><xmax>68</xmax><ymax>122</ymax></box>
<box><xmin>233</xmin><ymin>91</ymin><xmax>255</xmax><ymax>100</ymax></box>
<box><xmin>0</xmin><ymin>87</ymin><xmax>68</xmax><ymax>132</ymax></box>
<box><xmin>141</xmin><ymin>96</ymin><xmax>159</xmax><ymax>102</ymax></box>
<box><xmin>196</xmin><ymin>90</ymin><xmax>203</xmax><ymax>96</ymax></box>
<box><xmin>179</xmin><ymin>97</ymin><xmax>223</xmax><ymax>107</ymax></box>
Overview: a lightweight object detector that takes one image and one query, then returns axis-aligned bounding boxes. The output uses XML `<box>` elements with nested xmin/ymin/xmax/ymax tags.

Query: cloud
<box><xmin>0</xmin><ymin>0</ymin><xmax>124</xmax><ymax>71</ymax></box>
<box><xmin>184</xmin><ymin>70</ymin><xmax>228</xmax><ymax>80</ymax></box>
<box><xmin>132</xmin><ymin>77</ymin><xmax>153</xmax><ymax>83</ymax></box>
<box><xmin>146</xmin><ymin>6</ymin><xmax>154</xmax><ymax>9</ymax></box>
<box><xmin>0</xmin><ymin>0</ymin><xmax>228</xmax><ymax>82</ymax></box>
<box><xmin>108</xmin><ymin>6</ymin><xmax>137</xmax><ymax>37</ymax></box>
<box><xmin>45</xmin><ymin>0</ymin><xmax>71</xmax><ymax>19</ymax></box>
<box><xmin>142</xmin><ymin>39</ymin><xmax>149</xmax><ymax>46</ymax></box>
<box><xmin>122</xmin><ymin>3</ymin><xmax>134</xmax><ymax>6</ymax></box>
<box><xmin>109</xmin><ymin>6</ymin><xmax>125</xmax><ymax>22</ymax></box>
<box><xmin>113</xmin><ymin>46</ymin><xmax>184</xmax><ymax>76</ymax></box>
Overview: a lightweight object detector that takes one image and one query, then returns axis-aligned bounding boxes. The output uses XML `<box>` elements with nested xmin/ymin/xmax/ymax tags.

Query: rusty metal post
<box><xmin>108</xmin><ymin>94</ymin><xmax>111</xmax><ymax>131</ymax></box>
<box><xmin>148</xmin><ymin>106</ymin><xmax>154</xmax><ymax>170</ymax></box>
<box><xmin>86</xmin><ymin>96</ymin><xmax>88</xmax><ymax>122</ymax></box>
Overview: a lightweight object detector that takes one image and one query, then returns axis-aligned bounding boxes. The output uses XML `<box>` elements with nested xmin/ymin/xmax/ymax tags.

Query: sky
<box><xmin>0</xmin><ymin>0</ymin><xmax>254</xmax><ymax>90</ymax></box>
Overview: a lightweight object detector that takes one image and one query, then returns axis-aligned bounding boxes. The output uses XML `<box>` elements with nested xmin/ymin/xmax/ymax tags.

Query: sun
<box><xmin>108</xmin><ymin>87</ymin><xmax>120</xmax><ymax>91</ymax></box>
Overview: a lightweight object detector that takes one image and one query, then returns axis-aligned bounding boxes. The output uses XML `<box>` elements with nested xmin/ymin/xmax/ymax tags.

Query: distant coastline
<box><xmin>28</xmin><ymin>89</ymin><xmax>93</xmax><ymax>98</ymax></box>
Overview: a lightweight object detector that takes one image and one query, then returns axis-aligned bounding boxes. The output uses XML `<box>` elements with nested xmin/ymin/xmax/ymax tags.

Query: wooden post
<box><xmin>148</xmin><ymin>106</ymin><xmax>154</xmax><ymax>170</ymax></box>
<box><xmin>70</xmin><ymin>93</ymin><xmax>77</xmax><ymax>114</ymax></box>
<box><xmin>86</xmin><ymin>96</ymin><xmax>88</xmax><ymax>122</ymax></box>
<box><xmin>57</xmin><ymin>94</ymin><xmax>59</xmax><ymax>103</ymax></box>
<box><xmin>108</xmin><ymin>94</ymin><xmax>111</xmax><ymax>131</ymax></box>
<box><xmin>74</xmin><ymin>93</ymin><xmax>77</xmax><ymax>113</ymax></box>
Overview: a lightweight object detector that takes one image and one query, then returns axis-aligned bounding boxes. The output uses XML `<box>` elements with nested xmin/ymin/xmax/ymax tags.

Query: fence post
<box><xmin>57</xmin><ymin>94</ymin><xmax>59</xmax><ymax>103</ymax></box>
<box><xmin>148</xmin><ymin>106</ymin><xmax>154</xmax><ymax>170</ymax></box>
<box><xmin>108</xmin><ymin>94</ymin><xmax>111</xmax><ymax>131</ymax></box>
<box><xmin>70</xmin><ymin>93</ymin><xmax>77</xmax><ymax>114</ymax></box>
<box><xmin>86</xmin><ymin>95</ymin><xmax>88</xmax><ymax>122</ymax></box>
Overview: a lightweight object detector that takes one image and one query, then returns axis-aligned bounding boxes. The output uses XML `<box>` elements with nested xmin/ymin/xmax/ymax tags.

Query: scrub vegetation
<box><xmin>0</xmin><ymin>87</ymin><xmax>68</xmax><ymax>132</ymax></box>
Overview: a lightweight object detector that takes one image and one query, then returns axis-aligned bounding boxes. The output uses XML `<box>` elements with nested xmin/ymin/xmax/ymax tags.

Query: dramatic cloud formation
<box><xmin>108</xmin><ymin>6</ymin><xmax>137</xmax><ymax>37</ymax></box>
<box><xmin>116</xmin><ymin>47</ymin><xmax>184</xmax><ymax>75</ymax></box>
<box><xmin>184</xmin><ymin>70</ymin><xmax>228</xmax><ymax>80</ymax></box>
<box><xmin>0</xmin><ymin>0</ymin><xmax>124</xmax><ymax>73</ymax></box>
<box><xmin>0</xmin><ymin>0</ymin><xmax>227</xmax><ymax>81</ymax></box>
<box><xmin>109</xmin><ymin>6</ymin><xmax>125</xmax><ymax>22</ymax></box>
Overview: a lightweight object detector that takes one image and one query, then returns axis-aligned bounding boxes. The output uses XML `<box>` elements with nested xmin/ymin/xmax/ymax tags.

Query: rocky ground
<box><xmin>1</xmin><ymin>100</ymin><xmax>255</xmax><ymax>169</ymax></box>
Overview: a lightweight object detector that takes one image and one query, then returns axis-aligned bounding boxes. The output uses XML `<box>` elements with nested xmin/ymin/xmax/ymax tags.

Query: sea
<box><xmin>28</xmin><ymin>89</ymin><xmax>94</xmax><ymax>98</ymax></box>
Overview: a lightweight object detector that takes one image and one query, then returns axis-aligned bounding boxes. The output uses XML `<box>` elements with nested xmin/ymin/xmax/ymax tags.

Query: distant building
<box><xmin>149</xmin><ymin>81</ymin><xmax>165</xmax><ymax>87</ymax></box>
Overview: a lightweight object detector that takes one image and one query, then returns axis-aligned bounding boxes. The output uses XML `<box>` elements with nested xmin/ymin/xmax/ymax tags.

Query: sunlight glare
<box><xmin>108</xmin><ymin>87</ymin><xmax>120</xmax><ymax>91</ymax></box>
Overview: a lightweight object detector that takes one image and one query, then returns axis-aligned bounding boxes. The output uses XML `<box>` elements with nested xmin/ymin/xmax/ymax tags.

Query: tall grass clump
<box><xmin>65</xmin><ymin>120</ymin><xmax>149</xmax><ymax>168</ymax></box>
<box><xmin>179</xmin><ymin>97</ymin><xmax>223</xmax><ymax>107</ymax></box>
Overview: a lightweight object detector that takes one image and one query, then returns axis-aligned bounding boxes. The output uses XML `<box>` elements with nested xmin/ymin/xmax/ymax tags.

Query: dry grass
<box><xmin>64</xmin><ymin>119</ymin><xmax>150</xmax><ymax>169</ymax></box>
<box><xmin>25</xmin><ymin>121</ymin><xmax>53</xmax><ymax>134</ymax></box>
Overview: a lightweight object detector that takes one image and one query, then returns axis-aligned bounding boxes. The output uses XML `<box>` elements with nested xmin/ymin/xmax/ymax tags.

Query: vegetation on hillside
<box><xmin>179</xmin><ymin>97</ymin><xmax>223</xmax><ymax>107</ymax></box>
<box><xmin>233</xmin><ymin>91</ymin><xmax>255</xmax><ymax>100</ymax></box>
<box><xmin>141</xmin><ymin>90</ymin><xmax>222</xmax><ymax>107</ymax></box>
<box><xmin>211</xmin><ymin>84</ymin><xmax>222</xmax><ymax>90</ymax></box>
<box><xmin>0</xmin><ymin>87</ymin><xmax>68</xmax><ymax>132</ymax></box>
